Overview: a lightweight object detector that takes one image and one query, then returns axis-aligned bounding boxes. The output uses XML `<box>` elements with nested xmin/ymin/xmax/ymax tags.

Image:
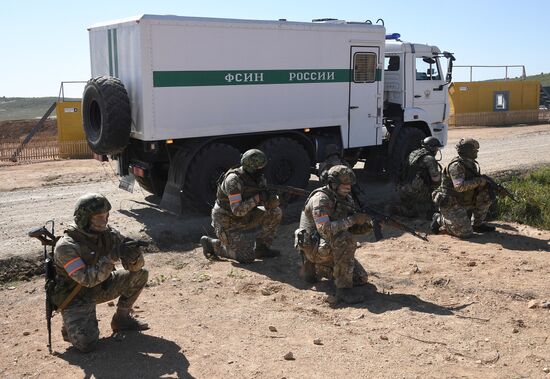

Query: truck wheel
<box><xmin>389</xmin><ymin>127</ymin><xmax>426</xmax><ymax>182</ymax></box>
<box><xmin>82</xmin><ymin>76</ymin><xmax>131</xmax><ymax>155</ymax></box>
<box><xmin>259</xmin><ymin>137</ymin><xmax>311</xmax><ymax>188</ymax></box>
<box><xmin>184</xmin><ymin>143</ymin><xmax>241</xmax><ymax>212</ymax></box>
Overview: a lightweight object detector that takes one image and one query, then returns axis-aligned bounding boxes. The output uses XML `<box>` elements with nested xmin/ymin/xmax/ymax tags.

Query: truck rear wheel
<box><xmin>259</xmin><ymin>137</ymin><xmax>310</xmax><ymax>188</ymax></box>
<box><xmin>389</xmin><ymin>127</ymin><xmax>427</xmax><ymax>182</ymax></box>
<box><xmin>184</xmin><ymin>143</ymin><xmax>241</xmax><ymax>212</ymax></box>
<box><xmin>82</xmin><ymin>76</ymin><xmax>131</xmax><ymax>155</ymax></box>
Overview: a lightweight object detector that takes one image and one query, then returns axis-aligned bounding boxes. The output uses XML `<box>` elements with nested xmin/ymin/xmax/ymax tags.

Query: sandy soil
<box><xmin>0</xmin><ymin>124</ymin><xmax>549</xmax><ymax>378</ymax></box>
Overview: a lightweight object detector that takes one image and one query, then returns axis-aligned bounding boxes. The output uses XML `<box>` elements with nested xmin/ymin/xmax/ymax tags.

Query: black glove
<box><xmin>120</xmin><ymin>238</ymin><xmax>149</xmax><ymax>261</ymax></box>
<box><xmin>259</xmin><ymin>190</ymin><xmax>271</xmax><ymax>204</ymax></box>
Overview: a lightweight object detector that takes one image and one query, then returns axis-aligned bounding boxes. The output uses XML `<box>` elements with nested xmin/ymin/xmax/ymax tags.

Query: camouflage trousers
<box><xmin>211</xmin><ymin>205</ymin><xmax>282</xmax><ymax>263</ymax></box>
<box><xmin>61</xmin><ymin>268</ymin><xmax>148</xmax><ymax>352</ymax></box>
<box><xmin>300</xmin><ymin>230</ymin><xmax>368</xmax><ymax>289</ymax></box>
<box><xmin>434</xmin><ymin>189</ymin><xmax>492</xmax><ymax>238</ymax></box>
<box><xmin>395</xmin><ymin>177</ymin><xmax>435</xmax><ymax>219</ymax></box>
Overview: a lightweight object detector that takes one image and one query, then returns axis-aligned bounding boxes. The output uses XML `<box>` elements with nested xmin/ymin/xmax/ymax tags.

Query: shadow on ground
<box><xmin>57</xmin><ymin>332</ymin><xmax>194</xmax><ymax>379</ymax></box>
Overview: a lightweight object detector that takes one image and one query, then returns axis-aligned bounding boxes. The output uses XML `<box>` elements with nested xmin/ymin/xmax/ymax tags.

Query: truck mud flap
<box><xmin>159</xmin><ymin>149</ymin><xmax>190</xmax><ymax>215</ymax></box>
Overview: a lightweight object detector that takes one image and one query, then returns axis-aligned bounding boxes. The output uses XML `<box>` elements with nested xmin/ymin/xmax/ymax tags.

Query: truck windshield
<box><xmin>415</xmin><ymin>56</ymin><xmax>441</xmax><ymax>80</ymax></box>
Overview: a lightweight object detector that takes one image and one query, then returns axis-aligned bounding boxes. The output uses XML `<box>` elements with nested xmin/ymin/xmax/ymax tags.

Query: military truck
<box><xmin>82</xmin><ymin>14</ymin><xmax>454</xmax><ymax>212</ymax></box>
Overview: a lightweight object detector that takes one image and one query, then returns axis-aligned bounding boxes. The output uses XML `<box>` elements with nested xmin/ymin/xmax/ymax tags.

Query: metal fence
<box><xmin>449</xmin><ymin>109</ymin><xmax>550</xmax><ymax>127</ymax></box>
<box><xmin>0</xmin><ymin>137</ymin><xmax>92</xmax><ymax>164</ymax></box>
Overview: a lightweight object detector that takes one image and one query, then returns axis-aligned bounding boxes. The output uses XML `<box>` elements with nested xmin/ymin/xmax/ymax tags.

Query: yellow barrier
<box><xmin>56</xmin><ymin>101</ymin><xmax>89</xmax><ymax>158</ymax></box>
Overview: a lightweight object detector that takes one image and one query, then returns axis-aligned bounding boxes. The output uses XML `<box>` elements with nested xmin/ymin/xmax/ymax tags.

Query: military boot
<box><xmin>254</xmin><ymin>243</ymin><xmax>280</xmax><ymax>258</ymax></box>
<box><xmin>336</xmin><ymin>287</ymin><xmax>365</xmax><ymax>304</ymax></box>
<box><xmin>200</xmin><ymin>236</ymin><xmax>218</xmax><ymax>260</ymax></box>
<box><xmin>111</xmin><ymin>310</ymin><xmax>149</xmax><ymax>332</ymax></box>
<box><xmin>430</xmin><ymin>213</ymin><xmax>441</xmax><ymax>234</ymax></box>
<box><xmin>473</xmin><ymin>223</ymin><xmax>496</xmax><ymax>233</ymax></box>
<box><xmin>299</xmin><ymin>254</ymin><xmax>317</xmax><ymax>283</ymax></box>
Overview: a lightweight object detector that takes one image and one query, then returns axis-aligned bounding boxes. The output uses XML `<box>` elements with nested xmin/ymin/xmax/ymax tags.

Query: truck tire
<box><xmin>259</xmin><ymin>137</ymin><xmax>311</xmax><ymax>188</ymax></box>
<box><xmin>389</xmin><ymin>127</ymin><xmax>427</xmax><ymax>182</ymax></box>
<box><xmin>82</xmin><ymin>76</ymin><xmax>131</xmax><ymax>155</ymax></box>
<box><xmin>184</xmin><ymin>143</ymin><xmax>241</xmax><ymax>212</ymax></box>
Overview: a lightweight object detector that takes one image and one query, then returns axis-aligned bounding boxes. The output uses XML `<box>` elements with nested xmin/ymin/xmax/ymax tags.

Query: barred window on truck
<box><xmin>353</xmin><ymin>53</ymin><xmax>377</xmax><ymax>83</ymax></box>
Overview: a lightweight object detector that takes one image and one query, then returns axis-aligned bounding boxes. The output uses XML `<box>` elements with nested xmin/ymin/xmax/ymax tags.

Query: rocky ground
<box><xmin>0</xmin><ymin>123</ymin><xmax>549</xmax><ymax>378</ymax></box>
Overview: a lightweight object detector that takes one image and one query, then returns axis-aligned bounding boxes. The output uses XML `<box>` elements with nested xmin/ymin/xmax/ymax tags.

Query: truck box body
<box><xmin>88</xmin><ymin>15</ymin><xmax>386</xmax><ymax>148</ymax></box>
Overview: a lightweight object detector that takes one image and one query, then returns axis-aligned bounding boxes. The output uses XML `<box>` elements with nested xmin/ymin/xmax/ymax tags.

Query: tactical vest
<box><xmin>215</xmin><ymin>167</ymin><xmax>263</xmax><ymax>212</ymax></box>
<box><xmin>440</xmin><ymin>157</ymin><xmax>480</xmax><ymax>204</ymax></box>
<box><xmin>404</xmin><ymin>148</ymin><xmax>432</xmax><ymax>185</ymax></box>
<box><xmin>299</xmin><ymin>186</ymin><xmax>354</xmax><ymax>232</ymax></box>
<box><xmin>53</xmin><ymin>226</ymin><xmax>118</xmax><ymax>305</ymax></box>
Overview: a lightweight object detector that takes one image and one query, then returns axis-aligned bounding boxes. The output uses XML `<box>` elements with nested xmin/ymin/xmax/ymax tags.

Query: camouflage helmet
<box><xmin>421</xmin><ymin>136</ymin><xmax>443</xmax><ymax>152</ymax></box>
<box><xmin>73</xmin><ymin>193</ymin><xmax>111</xmax><ymax>230</ymax></box>
<box><xmin>456</xmin><ymin>138</ymin><xmax>480</xmax><ymax>159</ymax></box>
<box><xmin>241</xmin><ymin>149</ymin><xmax>267</xmax><ymax>173</ymax></box>
<box><xmin>327</xmin><ymin>165</ymin><xmax>356</xmax><ymax>186</ymax></box>
<box><xmin>324</xmin><ymin>144</ymin><xmax>341</xmax><ymax>158</ymax></box>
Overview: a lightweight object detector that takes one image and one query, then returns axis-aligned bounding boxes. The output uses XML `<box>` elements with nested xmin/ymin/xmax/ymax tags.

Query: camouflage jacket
<box><xmin>215</xmin><ymin>166</ymin><xmax>265</xmax><ymax>217</ymax></box>
<box><xmin>54</xmin><ymin>224</ymin><xmax>144</xmax><ymax>290</ymax></box>
<box><xmin>299</xmin><ymin>186</ymin><xmax>371</xmax><ymax>241</ymax></box>
<box><xmin>439</xmin><ymin>156</ymin><xmax>485</xmax><ymax>205</ymax></box>
<box><xmin>404</xmin><ymin>147</ymin><xmax>441</xmax><ymax>186</ymax></box>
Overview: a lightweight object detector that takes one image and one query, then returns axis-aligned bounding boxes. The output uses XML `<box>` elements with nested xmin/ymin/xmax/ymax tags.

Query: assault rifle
<box><xmin>481</xmin><ymin>175</ymin><xmax>519</xmax><ymax>203</ymax></box>
<box><xmin>338</xmin><ymin>201</ymin><xmax>429</xmax><ymax>242</ymax></box>
<box><xmin>262</xmin><ymin>184</ymin><xmax>311</xmax><ymax>197</ymax></box>
<box><xmin>28</xmin><ymin>222</ymin><xmax>59</xmax><ymax>354</ymax></box>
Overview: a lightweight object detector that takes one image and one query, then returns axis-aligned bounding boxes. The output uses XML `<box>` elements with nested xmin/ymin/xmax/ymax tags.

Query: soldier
<box><xmin>295</xmin><ymin>165</ymin><xmax>373</xmax><ymax>304</ymax></box>
<box><xmin>318</xmin><ymin>144</ymin><xmax>365</xmax><ymax>206</ymax></box>
<box><xmin>431</xmin><ymin>138</ymin><xmax>495</xmax><ymax>238</ymax></box>
<box><xmin>200</xmin><ymin>149</ymin><xmax>282</xmax><ymax>263</ymax></box>
<box><xmin>394</xmin><ymin>136</ymin><xmax>443</xmax><ymax>219</ymax></box>
<box><xmin>53</xmin><ymin>193</ymin><xmax>149</xmax><ymax>353</ymax></box>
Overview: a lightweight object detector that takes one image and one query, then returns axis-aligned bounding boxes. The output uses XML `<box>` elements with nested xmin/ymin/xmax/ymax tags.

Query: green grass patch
<box><xmin>494</xmin><ymin>166</ymin><xmax>550</xmax><ymax>229</ymax></box>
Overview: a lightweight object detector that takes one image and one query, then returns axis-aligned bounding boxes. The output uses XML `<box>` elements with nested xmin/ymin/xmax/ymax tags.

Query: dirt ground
<box><xmin>1</xmin><ymin>124</ymin><xmax>550</xmax><ymax>378</ymax></box>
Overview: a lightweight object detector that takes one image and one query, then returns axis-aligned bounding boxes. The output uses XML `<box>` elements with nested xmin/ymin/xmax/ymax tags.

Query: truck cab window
<box><xmin>415</xmin><ymin>56</ymin><xmax>441</xmax><ymax>80</ymax></box>
<box><xmin>385</xmin><ymin>56</ymin><xmax>400</xmax><ymax>71</ymax></box>
<box><xmin>354</xmin><ymin>53</ymin><xmax>376</xmax><ymax>83</ymax></box>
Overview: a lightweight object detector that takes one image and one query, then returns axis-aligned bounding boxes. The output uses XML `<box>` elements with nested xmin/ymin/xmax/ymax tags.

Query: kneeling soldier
<box><xmin>295</xmin><ymin>165</ymin><xmax>373</xmax><ymax>304</ymax></box>
<box><xmin>53</xmin><ymin>193</ymin><xmax>149</xmax><ymax>352</ymax></box>
<box><xmin>201</xmin><ymin>149</ymin><xmax>282</xmax><ymax>263</ymax></box>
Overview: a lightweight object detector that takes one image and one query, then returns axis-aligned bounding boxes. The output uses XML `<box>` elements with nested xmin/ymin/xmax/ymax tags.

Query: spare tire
<box><xmin>82</xmin><ymin>76</ymin><xmax>131</xmax><ymax>155</ymax></box>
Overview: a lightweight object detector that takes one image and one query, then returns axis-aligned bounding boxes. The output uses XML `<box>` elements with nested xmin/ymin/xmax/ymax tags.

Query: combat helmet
<box><xmin>241</xmin><ymin>149</ymin><xmax>267</xmax><ymax>173</ymax></box>
<box><xmin>455</xmin><ymin>138</ymin><xmax>480</xmax><ymax>159</ymax></box>
<box><xmin>327</xmin><ymin>165</ymin><xmax>356</xmax><ymax>187</ymax></box>
<box><xmin>421</xmin><ymin>136</ymin><xmax>443</xmax><ymax>153</ymax></box>
<box><xmin>74</xmin><ymin>193</ymin><xmax>111</xmax><ymax>230</ymax></box>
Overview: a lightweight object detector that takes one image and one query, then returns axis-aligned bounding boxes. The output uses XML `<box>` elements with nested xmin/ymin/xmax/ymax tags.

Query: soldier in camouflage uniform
<box><xmin>431</xmin><ymin>138</ymin><xmax>495</xmax><ymax>238</ymax></box>
<box><xmin>295</xmin><ymin>165</ymin><xmax>373</xmax><ymax>304</ymax></box>
<box><xmin>394</xmin><ymin>136</ymin><xmax>443</xmax><ymax>219</ymax></box>
<box><xmin>53</xmin><ymin>193</ymin><xmax>149</xmax><ymax>352</ymax></box>
<box><xmin>318</xmin><ymin>144</ymin><xmax>365</xmax><ymax>206</ymax></box>
<box><xmin>200</xmin><ymin>149</ymin><xmax>282</xmax><ymax>263</ymax></box>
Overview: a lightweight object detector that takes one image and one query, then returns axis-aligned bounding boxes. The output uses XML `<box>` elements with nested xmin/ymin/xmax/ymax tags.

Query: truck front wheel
<box><xmin>259</xmin><ymin>137</ymin><xmax>310</xmax><ymax>188</ymax></box>
<box><xmin>82</xmin><ymin>76</ymin><xmax>131</xmax><ymax>155</ymax></box>
<box><xmin>184</xmin><ymin>143</ymin><xmax>241</xmax><ymax>212</ymax></box>
<box><xmin>389</xmin><ymin>127</ymin><xmax>427</xmax><ymax>182</ymax></box>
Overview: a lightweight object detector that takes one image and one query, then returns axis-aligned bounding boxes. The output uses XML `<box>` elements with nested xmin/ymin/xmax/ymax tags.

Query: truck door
<box><xmin>348</xmin><ymin>46</ymin><xmax>382</xmax><ymax>148</ymax></box>
<box><xmin>412</xmin><ymin>55</ymin><xmax>446</xmax><ymax>123</ymax></box>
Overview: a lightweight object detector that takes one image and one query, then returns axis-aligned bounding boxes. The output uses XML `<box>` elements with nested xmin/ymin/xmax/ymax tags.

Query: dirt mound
<box><xmin>0</xmin><ymin>119</ymin><xmax>57</xmax><ymax>140</ymax></box>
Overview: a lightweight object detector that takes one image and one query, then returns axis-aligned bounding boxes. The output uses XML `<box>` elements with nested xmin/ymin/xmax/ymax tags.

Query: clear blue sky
<box><xmin>1</xmin><ymin>0</ymin><xmax>548</xmax><ymax>97</ymax></box>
